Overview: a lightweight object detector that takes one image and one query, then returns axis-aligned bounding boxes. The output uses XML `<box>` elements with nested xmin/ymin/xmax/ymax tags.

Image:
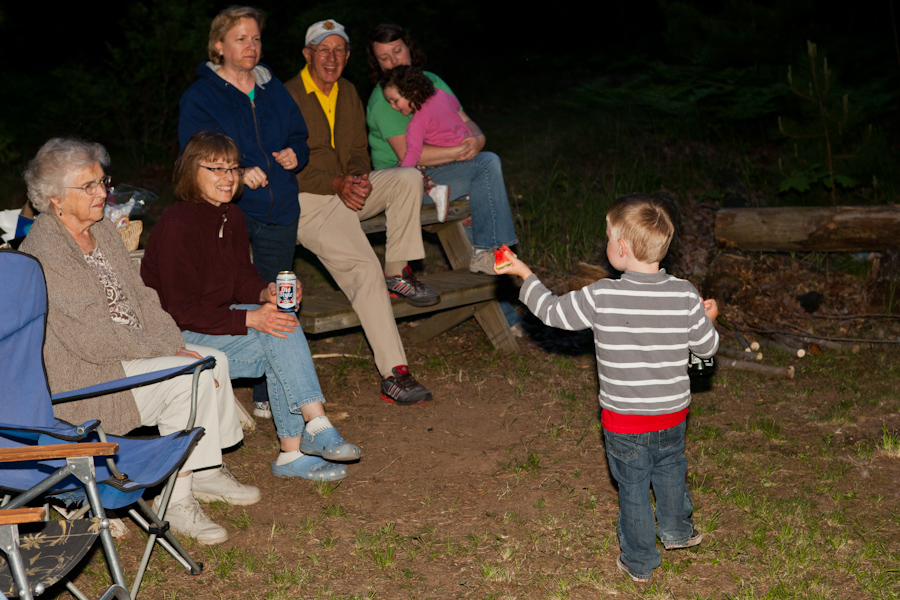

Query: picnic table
<box><xmin>297</xmin><ymin>199</ymin><xmax>519</xmax><ymax>353</ymax></box>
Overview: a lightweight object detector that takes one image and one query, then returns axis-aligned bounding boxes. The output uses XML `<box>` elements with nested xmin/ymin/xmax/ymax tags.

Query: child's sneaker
<box><xmin>663</xmin><ymin>528</ymin><xmax>703</xmax><ymax>550</ymax></box>
<box><xmin>616</xmin><ymin>556</ymin><xmax>650</xmax><ymax>583</ymax></box>
<box><xmin>428</xmin><ymin>185</ymin><xmax>449</xmax><ymax>222</ymax></box>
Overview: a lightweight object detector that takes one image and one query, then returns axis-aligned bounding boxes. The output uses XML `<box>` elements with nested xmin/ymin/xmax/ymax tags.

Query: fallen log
<box><xmin>715</xmin><ymin>206</ymin><xmax>900</xmax><ymax>252</ymax></box>
<box><xmin>717</xmin><ymin>347</ymin><xmax>763</xmax><ymax>361</ymax></box>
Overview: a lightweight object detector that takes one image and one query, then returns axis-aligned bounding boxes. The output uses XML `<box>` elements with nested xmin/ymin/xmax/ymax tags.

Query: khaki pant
<box><xmin>296</xmin><ymin>168</ymin><xmax>424</xmax><ymax>376</ymax></box>
<box><xmin>123</xmin><ymin>343</ymin><xmax>243</xmax><ymax>473</ymax></box>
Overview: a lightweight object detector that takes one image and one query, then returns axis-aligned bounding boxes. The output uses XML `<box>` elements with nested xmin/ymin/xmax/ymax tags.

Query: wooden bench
<box><xmin>131</xmin><ymin>198</ymin><xmax>519</xmax><ymax>353</ymax></box>
<box><xmin>298</xmin><ymin>199</ymin><xmax>519</xmax><ymax>353</ymax></box>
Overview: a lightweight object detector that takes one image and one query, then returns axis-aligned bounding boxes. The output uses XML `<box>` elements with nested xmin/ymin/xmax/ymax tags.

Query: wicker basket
<box><xmin>118</xmin><ymin>220</ymin><xmax>143</xmax><ymax>252</ymax></box>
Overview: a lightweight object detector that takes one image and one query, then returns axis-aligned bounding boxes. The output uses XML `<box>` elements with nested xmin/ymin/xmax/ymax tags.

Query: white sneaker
<box><xmin>428</xmin><ymin>185</ymin><xmax>449</xmax><ymax>222</ymax></box>
<box><xmin>253</xmin><ymin>401</ymin><xmax>272</xmax><ymax>419</ymax></box>
<box><xmin>192</xmin><ymin>466</ymin><xmax>261</xmax><ymax>506</ymax></box>
<box><xmin>162</xmin><ymin>495</ymin><xmax>228</xmax><ymax>545</ymax></box>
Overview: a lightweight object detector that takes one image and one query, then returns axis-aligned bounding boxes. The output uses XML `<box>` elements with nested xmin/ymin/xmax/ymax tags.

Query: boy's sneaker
<box><xmin>664</xmin><ymin>528</ymin><xmax>703</xmax><ymax>550</ymax></box>
<box><xmin>385</xmin><ymin>267</ymin><xmax>440</xmax><ymax>307</ymax></box>
<box><xmin>469</xmin><ymin>249</ymin><xmax>497</xmax><ymax>275</ymax></box>
<box><xmin>616</xmin><ymin>556</ymin><xmax>650</xmax><ymax>583</ymax></box>
<box><xmin>160</xmin><ymin>495</ymin><xmax>228</xmax><ymax>546</ymax></box>
<box><xmin>428</xmin><ymin>185</ymin><xmax>450</xmax><ymax>222</ymax></box>
<box><xmin>381</xmin><ymin>365</ymin><xmax>432</xmax><ymax>405</ymax></box>
<box><xmin>253</xmin><ymin>401</ymin><xmax>272</xmax><ymax>419</ymax></box>
<box><xmin>191</xmin><ymin>465</ymin><xmax>261</xmax><ymax>506</ymax></box>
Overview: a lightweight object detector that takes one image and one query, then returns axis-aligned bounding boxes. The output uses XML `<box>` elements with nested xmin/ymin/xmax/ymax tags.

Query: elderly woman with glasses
<box><xmin>19</xmin><ymin>137</ymin><xmax>256</xmax><ymax>546</ymax></box>
<box><xmin>141</xmin><ymin>131</ymin><xmax>359</xmax><ymax>483</ymax></box>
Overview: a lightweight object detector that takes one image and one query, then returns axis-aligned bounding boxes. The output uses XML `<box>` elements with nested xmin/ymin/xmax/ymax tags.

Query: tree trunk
<box><xmin>715</xmin><ymin>206</ymin><xmax>900</xmax><ymax>252</ymax></box>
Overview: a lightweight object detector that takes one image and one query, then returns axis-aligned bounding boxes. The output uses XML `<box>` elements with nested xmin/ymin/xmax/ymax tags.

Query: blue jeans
<box><xmin>425</xmin><ymin>152</ymin><xmax>517</xmax><ymax>250</ymax></box>
<box><xmin>603</xmin><ymin>420</ymin><xmax>694</xmax><ymax>579</ymax></box>
<box><xmin>182</xmin><ymin>305</ymin><xmax>325</xmax><ymax>440</ymax></box>
<box><xmin>243</xmin><ymin>214</ymin><xmax>300</xmax><ymax>407</ymax></box>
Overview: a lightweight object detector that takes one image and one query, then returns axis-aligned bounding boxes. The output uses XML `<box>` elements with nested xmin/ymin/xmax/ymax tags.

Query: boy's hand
<box><xmin>494</xmin><ymin>255</ymin><xmax>533</xmax><ymax>280</ymax></box>
<box><xmin>702</xmin><ymin>298</ymin><xmax>718</xmax><ymax>321</ymax></box>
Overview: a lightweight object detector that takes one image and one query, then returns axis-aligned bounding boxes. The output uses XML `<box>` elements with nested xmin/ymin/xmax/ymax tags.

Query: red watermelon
<box><xmin>494</xmin><ymin>244</ymin><xmax>516</xmax><ymax>270</ymax></box>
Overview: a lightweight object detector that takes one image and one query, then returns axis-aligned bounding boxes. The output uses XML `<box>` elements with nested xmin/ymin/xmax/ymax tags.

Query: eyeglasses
<box><xmin>67</xmin><ymin>175</ymin><xmax>111</xmax><ymax>195</ymax></box>
<box><xmin>199</xmin><ymin>166</ymin><xmax>245</xmax><ymax>177</ymax></box>
<box><xmin>308</xmin><ymin>45</ymin><xmax>348</xmax><ymax>58</ymax></box>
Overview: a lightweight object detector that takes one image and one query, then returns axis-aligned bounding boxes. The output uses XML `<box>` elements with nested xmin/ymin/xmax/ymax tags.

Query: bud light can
<box><xmin>276</xmin><ymin>271</ymin><xmax>298</xmax><ymax>313</ymax></box>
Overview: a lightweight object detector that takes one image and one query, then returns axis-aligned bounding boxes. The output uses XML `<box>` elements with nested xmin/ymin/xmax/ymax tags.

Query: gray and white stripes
<box><xmin>520</xmin><ymin>270</ymin><xmax>719</xmax><ymax>415</ymax></box>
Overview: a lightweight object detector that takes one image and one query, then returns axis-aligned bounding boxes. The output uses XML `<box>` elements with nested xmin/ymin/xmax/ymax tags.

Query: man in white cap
<box><xmin>285</xmin><ymin>19</ymin><xmax>436</xmax><ymax>406</ymax></box>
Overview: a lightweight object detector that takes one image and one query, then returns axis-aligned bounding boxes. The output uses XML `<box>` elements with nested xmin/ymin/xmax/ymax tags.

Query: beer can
<box><xmin>276</xmin><ymin>271</ymin><xmax>298</xmax><ymax>313</ymax></box>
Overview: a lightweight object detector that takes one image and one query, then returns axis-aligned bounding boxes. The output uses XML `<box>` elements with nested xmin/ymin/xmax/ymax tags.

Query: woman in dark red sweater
<box><xmin>142</xmin><ymin>132</ymin><xmax>359</xmax><ymax>482</ymax></box>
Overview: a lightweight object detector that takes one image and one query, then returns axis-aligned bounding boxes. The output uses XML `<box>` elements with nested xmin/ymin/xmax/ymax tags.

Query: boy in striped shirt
<box><xmin>496</xmin><ymin>193</ymin><xmax>719</xmax><ymax>582</ymax></box>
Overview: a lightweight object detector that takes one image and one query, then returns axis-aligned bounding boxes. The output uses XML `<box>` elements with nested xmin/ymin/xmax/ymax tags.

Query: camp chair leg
<box><xmin>0</xmin><ymin>525</ymin><xmax>35</xmax><ymax>600</ymax></box>
<box><xmin>130</xmin><ymin>480</ymin><xmax>204</xmax><ymax>598</ymax></box>
<box><xmin>73</xmin><ymin>458</ymin><xmax>130</xmax><ymax>591</ymax></box>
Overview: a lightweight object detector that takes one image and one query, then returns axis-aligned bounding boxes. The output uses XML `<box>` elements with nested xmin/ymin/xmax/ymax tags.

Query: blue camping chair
<box><xmin>0</xmin><ymin>249</ymin><xmax>212</xmax><ymax>599</ymax></box>
<box><xmin>0</xmin><ymin>442</ymin><xmax>130</xmax><ymax>600</ymax></box>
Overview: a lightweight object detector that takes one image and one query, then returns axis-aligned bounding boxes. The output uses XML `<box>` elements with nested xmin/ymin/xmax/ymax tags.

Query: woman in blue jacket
<box><xmin>179</xmin><ymin>5</ymin><xmax>309</xmax><ymax>418</ymax></box>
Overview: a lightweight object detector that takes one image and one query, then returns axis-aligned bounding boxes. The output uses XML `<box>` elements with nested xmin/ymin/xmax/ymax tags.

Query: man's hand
<box><xmin>242</xmin><ymin>166</ymin><xmax>269</xmax><ymax>190</ymax></box>
<box><xmin>333</xmin><ymin>174</ymin><xmax>372</xmax><ymax>211</ymax></box>
<box><xmin>273</xmin><ymin>148</ymin><xmax>299</xmax><ymax>171</ymax></box>
<box><xmin>455</xmin><ymin>135</ymin><xmax>485</xmax><ymax>162</ymax></box>
<box><xmin>246</xmin><ymin>303</ymin><xmax>298</xmax><ymax>339</ymax></box>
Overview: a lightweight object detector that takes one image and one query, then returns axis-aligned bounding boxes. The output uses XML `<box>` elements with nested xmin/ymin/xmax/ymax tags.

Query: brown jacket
<box><xmin>20</xmin><ymin>215</ymin><xmax>184</xmax><ymax>434</ymax></box>
<box><xmin>284</xmin><ymin>73</ymin><xmax>372</xmax><ymax>195</ymax></box>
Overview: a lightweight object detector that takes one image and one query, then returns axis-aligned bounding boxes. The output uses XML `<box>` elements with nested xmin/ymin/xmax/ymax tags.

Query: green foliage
<box><xmin>778</xmin><ymin>41</ymin><xmax>872</xmax><ymax>203</ymax></box>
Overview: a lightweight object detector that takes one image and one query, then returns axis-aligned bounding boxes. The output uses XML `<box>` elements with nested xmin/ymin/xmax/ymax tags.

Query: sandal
<box><xmin>300</xmin><ymin>427</ymin><xmax>361</xmax><ymax>461</ymax></box>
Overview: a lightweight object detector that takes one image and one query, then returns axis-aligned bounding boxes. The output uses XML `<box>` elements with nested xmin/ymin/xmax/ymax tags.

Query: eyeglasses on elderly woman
<box><xmin>66</xmin><ymin>175</ymin><xmax>112</xmax><ymax>196</ymax></box>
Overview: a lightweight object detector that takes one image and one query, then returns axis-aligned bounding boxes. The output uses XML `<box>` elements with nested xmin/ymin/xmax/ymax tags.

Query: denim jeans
<box><xmin>603</xmin><ymin>420</ymin><xmax>694</xmax><ymax>579</ymax></box>
<box><xmin>425</xmin><ymin>152</ymin><xmax>517</xmax><ymax>250</ymax></box>
<box><xmin>182</xmin><ymin>305</ymin><xmax>325</xmax><ymax>440</ymax></box>
<box><xmin>243</xmin><ymin>213</ymin><xmax>300</xmax><ymax>407</ymax></box>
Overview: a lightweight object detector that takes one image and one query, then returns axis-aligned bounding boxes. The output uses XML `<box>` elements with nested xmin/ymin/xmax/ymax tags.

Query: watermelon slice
<box><xmin>493</xmin><ymin>244</ymin><xmax>516</xmax><ymax>270</ymax></box>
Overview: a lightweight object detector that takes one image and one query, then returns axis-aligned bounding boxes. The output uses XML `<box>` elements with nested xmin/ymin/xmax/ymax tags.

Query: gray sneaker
<box><xmin>469</xmin><ymin>249</ymin><xmax>497</xmax><ymax>275</ymax></box>
<box><xmin>385</xmin><ymin>267</ymin><xmax>440</xmax><ymax>307</ymax></box>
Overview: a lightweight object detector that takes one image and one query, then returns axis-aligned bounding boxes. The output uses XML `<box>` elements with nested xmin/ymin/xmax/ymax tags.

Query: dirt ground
<box><xmin>60</xmin><ymin>205</ymin><xmax>900</xmax><ymax>600</ymax></box>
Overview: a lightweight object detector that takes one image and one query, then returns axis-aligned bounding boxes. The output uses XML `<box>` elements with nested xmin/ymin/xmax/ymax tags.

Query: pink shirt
<box><xmin>400</xmin><ymin>89</ymin><xmax>471</xmax><ymax>167</ymax></box>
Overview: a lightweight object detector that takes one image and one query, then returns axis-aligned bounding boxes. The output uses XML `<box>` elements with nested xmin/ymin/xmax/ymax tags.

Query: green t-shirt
<box><xmin>366</xmin><ymin>71</ymin><xmax>458</xmax><ymax>171</ymax></box>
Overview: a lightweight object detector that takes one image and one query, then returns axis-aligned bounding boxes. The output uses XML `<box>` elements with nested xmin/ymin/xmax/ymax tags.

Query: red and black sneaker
<box><xmin>385</xmin><ymin>267</ymin><xmax>440</xmax><ymax>307</ymax></box>
<box><xmin>381</xmin><ymin>365</ymin><xmax>432</xmax><ymax>406</ymax></box>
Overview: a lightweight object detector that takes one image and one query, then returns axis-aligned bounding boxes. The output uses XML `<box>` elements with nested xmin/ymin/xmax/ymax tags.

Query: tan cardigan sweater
<box><xmin>20</xmin><ymin>214</ymin><xmax>184</xmax><ymax>434</ymax></box>
<box><xmin>284</xmin><ymin>73</ymin><xmax>372</xmax><ymax>195</ymax></box>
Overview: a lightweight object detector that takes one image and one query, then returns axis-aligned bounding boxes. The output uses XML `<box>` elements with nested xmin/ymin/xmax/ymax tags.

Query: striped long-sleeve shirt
<box><xmin>520</xmin><ymin>270</ymin><xmax>719</xmax><ymax>416</ymax></box>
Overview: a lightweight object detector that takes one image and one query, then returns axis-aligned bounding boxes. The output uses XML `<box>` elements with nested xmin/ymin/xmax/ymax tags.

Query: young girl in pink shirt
<box><xmin>382</xmin><ymin>65</ymin><xmax>472</xmax><ymax>221</ymax></box>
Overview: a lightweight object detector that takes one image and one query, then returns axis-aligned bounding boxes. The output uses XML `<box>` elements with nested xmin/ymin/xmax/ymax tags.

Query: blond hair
<box><xmin>208</xmin><ymin>6</ymin><xmax>266</xmax><ymax>65</ymax></box>
<box><xmin>606</xmin><ymin>194</ymin><xmax>674</xmax><ymax>263</ymax></box>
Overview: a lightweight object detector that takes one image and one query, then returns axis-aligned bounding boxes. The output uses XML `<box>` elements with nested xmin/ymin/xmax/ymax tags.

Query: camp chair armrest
<box><xmin>0</xmin><ymin>442</ymin><xmax>118</xmax><ymax>463</ymax></box>
<box><xmin>51</xmin><ymin>356</ymin><xmax>216</xmax><ymax>405</ymax></box>
<box><xmin>0</xmin><ymin>507</ymin><xmax>45</xmax><ymax>525</ymax></box>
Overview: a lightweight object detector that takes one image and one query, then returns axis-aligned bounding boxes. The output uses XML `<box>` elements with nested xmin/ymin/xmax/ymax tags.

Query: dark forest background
<box><xmin>1</xmin><ymin>0</ymin><xmax>898</xmax><ymax>213</ymax></box>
